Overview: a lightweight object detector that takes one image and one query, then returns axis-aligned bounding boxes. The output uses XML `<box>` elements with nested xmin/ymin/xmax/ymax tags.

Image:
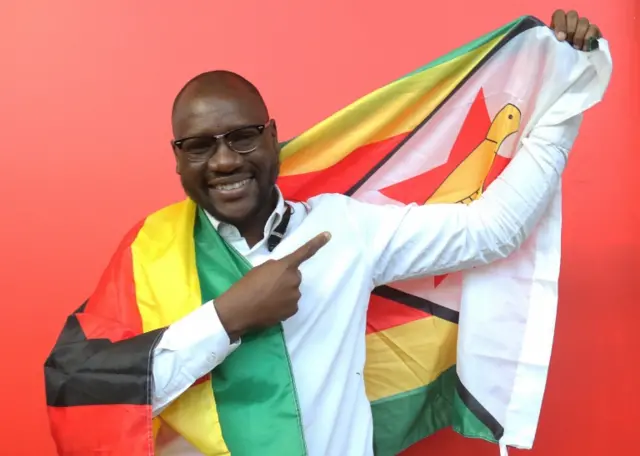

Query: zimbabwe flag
<box><xmin>44</xmin><ymin>15</ymin><xmax>611</xmax><ymax>456</ymax></box>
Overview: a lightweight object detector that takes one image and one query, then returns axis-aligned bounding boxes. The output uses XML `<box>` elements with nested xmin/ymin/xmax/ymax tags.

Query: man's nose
<box><xmin>207</xmin><ymin>142</ymin><xmax>243</xmax><ymax>172</ymax></box>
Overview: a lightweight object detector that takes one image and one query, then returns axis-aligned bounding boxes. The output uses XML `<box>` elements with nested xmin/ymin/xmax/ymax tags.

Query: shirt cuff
<box><xmin>155</xmin><ymin>300</ymin><xmax>241</xmax><ymax>381</ymax></box>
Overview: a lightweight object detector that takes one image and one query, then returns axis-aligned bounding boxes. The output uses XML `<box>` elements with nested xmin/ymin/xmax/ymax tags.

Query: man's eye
<box><xmin>184</xmin><ymin>138</ymin><xmax>214</xmax><ymax>153</ymax></box>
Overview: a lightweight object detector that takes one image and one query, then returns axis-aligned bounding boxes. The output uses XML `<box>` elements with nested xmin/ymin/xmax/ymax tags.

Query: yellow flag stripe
<box><xmin>280</xmin><ymin>35</ymin><xmax>504</xmax><ymax>176</ymax></box>
<box><xmin>158</xmin><ymin>380</ymin><xmax>230</xmax><ymax>456</ymax></box>
<box><xmin>132</xmin><ymin>199</ymin><xmax>229</xmax><ymax>455</ymax></box>
<box><xmin>364</xmin><ymin>316</ymin><xmax>458</xmax><ymax>402</ymax></box>
<box><xmin>132</xmin><ymin>199</ymin><xmax>201</xmax><ymax>332</ymax></box>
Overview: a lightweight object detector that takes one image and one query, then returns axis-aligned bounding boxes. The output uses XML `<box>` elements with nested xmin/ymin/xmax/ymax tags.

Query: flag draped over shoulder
<box><xmin>44</xmin><ymin>16</ymin><xmax>611</xmax><ymax>456</ymax></box>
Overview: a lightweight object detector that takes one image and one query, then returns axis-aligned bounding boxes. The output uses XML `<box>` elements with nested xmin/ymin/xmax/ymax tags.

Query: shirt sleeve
<box><xmin>348</xmin><ymin>113</ymin><xmax>582</xmax><ymax>287</ymax></box>
<box><xmin>151</xmin><ymin>300</ymin><xmax>240</xmax><ymax>415</ymax></box>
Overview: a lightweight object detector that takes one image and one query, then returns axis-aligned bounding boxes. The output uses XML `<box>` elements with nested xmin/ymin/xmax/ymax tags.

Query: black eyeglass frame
<box><xmin>171</xmin><ymin>119</ymin><xmax>274</xmax><ymax>155</ymax></box>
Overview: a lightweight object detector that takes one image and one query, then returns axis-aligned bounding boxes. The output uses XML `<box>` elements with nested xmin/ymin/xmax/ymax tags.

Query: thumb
<box><xmin>282</xmin><ymin>232</ymin><xmax>331</xmax><ymax>267</ymax></box>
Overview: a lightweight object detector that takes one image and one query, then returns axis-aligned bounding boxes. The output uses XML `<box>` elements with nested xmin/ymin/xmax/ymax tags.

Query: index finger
<box><xmin>551</xmin><ymin>9</ymin><xmax>568</xmax><ymax>41</ymax></box>
<box><xmin>282</xmin><ymin>232</ymin><xmax>331</xmax><ymax>267</ymax></box>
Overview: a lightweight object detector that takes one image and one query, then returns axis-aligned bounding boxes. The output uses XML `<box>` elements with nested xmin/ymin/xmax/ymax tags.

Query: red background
<box><xmin>1</xmin><ymin>1</ymin><xmax>638</xmax><ymax>455</ymax></box>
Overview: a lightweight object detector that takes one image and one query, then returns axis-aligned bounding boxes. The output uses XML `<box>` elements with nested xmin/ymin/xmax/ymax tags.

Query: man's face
<box><xmin>172</xmin><ymin>90</ymin><xmax>280</xmax><ymax>226</ymax></box>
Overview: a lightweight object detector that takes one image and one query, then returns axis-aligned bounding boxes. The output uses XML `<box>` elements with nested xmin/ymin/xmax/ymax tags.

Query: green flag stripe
<box><xmin>194</xmin><ymin>209</ymin><xmax>307</xmax><ymax>455</ymax></box>
<box><xmin>400</xmin><ymin>16</ymin><xmax>522</xmax><ymax>79</ymax></box>
<box><xmin>371</xmin><ymin>367</ymin><xmax>457</xmax><ymax>456</ymax></box>
<box><xmin>453</xmin><ymin>380</ymin><xmax>501</xmax><ymax>442</ymax></box>
<box><xmin>370</xmin><ymin>366</ymin><xmax>499</xmax><ymax>455</ymax></box>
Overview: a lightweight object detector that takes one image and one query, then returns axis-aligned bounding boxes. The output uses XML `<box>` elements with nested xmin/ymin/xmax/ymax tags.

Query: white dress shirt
<box><xmin>151</xmin><ymin>114</ymin><xmax>581</xmax><ymax>455</ymax></box>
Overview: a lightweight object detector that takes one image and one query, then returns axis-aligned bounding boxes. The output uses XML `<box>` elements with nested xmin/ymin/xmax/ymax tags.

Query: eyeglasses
<box><xmin>172</xmin><ymin>120</ymin><xmax>273</xmax><ymax>157</ymax></box>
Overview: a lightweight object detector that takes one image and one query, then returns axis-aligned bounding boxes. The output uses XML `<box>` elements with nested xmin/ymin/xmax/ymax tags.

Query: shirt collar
<box><xmin>204</xmin><ymin>186</ymin><xmax>286</xmax><ymax>240</ymax></box>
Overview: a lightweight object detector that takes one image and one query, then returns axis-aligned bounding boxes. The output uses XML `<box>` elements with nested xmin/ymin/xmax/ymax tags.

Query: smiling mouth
<box><xmin>211</xmin><ymin>178</ymin><xmax>252</xmax><ymax>192</ymax></box>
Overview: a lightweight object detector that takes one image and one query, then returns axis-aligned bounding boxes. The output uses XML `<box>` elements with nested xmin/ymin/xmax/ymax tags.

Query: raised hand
<box><xmin>551</xmin><ymin>9</ymin><xmax>602</xmax><ymax>52</ymax></box>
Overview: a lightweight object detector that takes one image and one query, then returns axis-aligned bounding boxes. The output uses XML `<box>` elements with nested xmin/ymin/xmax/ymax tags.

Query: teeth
<box><xmin>215</xmin><ymin>179</ymin><xmax>250</xmax><ymax>191</ymax></box>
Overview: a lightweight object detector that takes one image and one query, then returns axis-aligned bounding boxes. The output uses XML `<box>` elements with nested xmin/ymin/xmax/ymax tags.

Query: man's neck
<box><xmin>235</xmin><ymin>188</ymin><xmax>280</xmax><ymax>248</ymax></box>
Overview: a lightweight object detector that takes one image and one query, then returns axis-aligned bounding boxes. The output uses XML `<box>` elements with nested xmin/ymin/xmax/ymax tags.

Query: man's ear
<box><xmin>171</xmin><ymin>141</ymin><xmax>181</xmax><ymax>174</ymax></box>
<box><xmin>270</xmin><ymin>120</ymin><xmax>281</xmax><ymax>155</ymax></box>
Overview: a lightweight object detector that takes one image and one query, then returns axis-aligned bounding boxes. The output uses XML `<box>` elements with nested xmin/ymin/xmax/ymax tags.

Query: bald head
<box><xmin>172</xmin><ymin>71</ymin><xmax>268</xmax><ymax>129</ymax></box>
<box><xmin>170</xmin><ymin>71</ymin><xmax>281</xmax><ymax>237</ymax></box>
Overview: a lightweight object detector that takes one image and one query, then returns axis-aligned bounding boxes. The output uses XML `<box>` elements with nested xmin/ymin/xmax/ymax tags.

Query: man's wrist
<box><xmin>214</xmin><ymin>296</ymin><xmax>248</xmax><ymax>343</ymax></box>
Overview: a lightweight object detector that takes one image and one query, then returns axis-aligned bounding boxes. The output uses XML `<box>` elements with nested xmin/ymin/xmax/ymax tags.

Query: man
<box><xmin>46</xmin><ymin>10</ymin><xmax>605</xmax><ymax>456</ymax></box>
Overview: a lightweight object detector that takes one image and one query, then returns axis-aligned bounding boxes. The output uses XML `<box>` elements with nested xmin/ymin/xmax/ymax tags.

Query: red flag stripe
<box><xmin>366</xmin><ymin>293</ymin><xmax>434</xmax><ymax>334</ymax></box>
<box><xmin>47</xmin><ymin>404</ymin><xmax>153</xmax><ymax>456</ymax></box>
<box><xmin>278</xmin><ymin>133</ymin><xmax>408</xmax><ymax>201</ymax></box>
<box><xmin>85</xmin><ymin>220</ymin><xmax>146</xmax><ymax>339</ymax></box>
